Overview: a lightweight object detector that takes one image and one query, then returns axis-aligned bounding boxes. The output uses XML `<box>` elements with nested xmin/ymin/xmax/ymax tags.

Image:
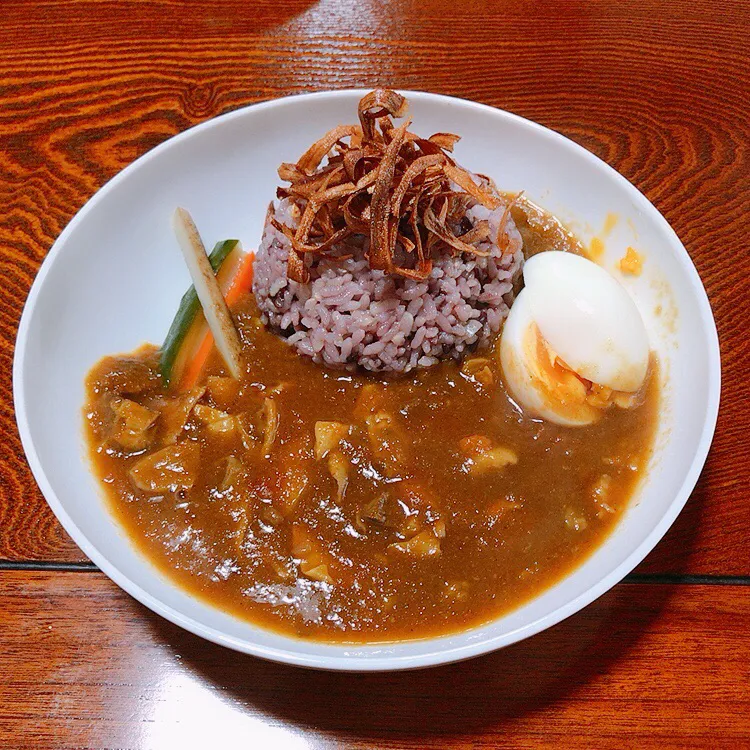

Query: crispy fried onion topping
<box><xmin>275</xmin><ymin>89</ymin><xmax>514</xmax><ymax>283</ymax></box>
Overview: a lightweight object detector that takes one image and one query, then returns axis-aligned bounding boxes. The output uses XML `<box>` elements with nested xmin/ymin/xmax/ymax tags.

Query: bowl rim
<box><xmin>13</xmin><ymin>88</ymin><xmax>721</xmax><ymax>671</ymax></box>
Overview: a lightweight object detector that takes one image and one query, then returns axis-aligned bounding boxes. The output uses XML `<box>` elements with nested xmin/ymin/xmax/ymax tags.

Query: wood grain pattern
<box><xmin>0</xmin><ymin>572</ymin><xmax>747</xmax><ymax>748</ymax></box>
<box><xmin>0</xmin><ymin>0</ymin><xmax>747</xmax><ymax>570</ymax></box>
<box><xmin>1</xmin><ymin>3</ymin><xmax>749</xmax><ymax>743</ymax></box>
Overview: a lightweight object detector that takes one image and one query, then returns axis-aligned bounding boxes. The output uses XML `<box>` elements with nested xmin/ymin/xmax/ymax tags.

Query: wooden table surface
<box><xmin>1</xmin><ymin>0</ymin><xmax>748</xmax><ymax>747</ymax></box>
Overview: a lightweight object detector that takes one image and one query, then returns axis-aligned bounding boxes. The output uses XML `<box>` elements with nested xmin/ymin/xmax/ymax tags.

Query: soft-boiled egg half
<box><xmin>499</xmin><ymin>251</ymin><xmax>649</xmax><ymax>427</ymax></box>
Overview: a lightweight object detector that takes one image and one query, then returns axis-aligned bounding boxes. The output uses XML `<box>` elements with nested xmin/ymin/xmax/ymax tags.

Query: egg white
<box><xmin>499</xmin><ymin>252</ymin><xmax>650</xmax><ymax>427</ymax></box>
<box><xmin>523</xmin><ymin>252</ymin><xmax>649</xmax><ymax>393</ymax></box>
<box><xmin>500</xmin><ymin>289</ymin><xmax>601</xmax><ymax>426</ymax></box>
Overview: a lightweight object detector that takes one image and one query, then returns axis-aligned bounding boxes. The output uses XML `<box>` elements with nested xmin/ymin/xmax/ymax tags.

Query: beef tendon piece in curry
<box><xmin>83</xmin><ymin>89</ymin><xmax>659</xmax><ymax>643</ymax></box>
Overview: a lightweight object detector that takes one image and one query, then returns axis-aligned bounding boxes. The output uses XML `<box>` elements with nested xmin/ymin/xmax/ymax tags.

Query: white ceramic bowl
<box><xmin>14</xmin><ymin>90</ymin><xmax>720</xmax><ymax>671</ymax></box>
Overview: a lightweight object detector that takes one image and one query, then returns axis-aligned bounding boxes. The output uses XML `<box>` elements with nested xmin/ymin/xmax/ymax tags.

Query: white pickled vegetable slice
<box><xmin>172</xmin><ymin>208</ymin><xmax>242</xmax><ymax>379</ymax></box>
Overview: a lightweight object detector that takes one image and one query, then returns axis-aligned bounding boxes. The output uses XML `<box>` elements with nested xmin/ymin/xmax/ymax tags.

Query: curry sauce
<box><xmin>84</xmin><ymin>292</ymin><xmax>658</xmax><ymax>642</ymax></box>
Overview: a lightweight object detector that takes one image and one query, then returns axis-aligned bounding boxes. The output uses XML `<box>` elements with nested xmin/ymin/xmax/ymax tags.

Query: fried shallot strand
<box><xmin>358</xmin><ymin>90</ymin><xmax>408</xmax><ymax>140</ymax></box>
<box><xmin>443</xmin><ymin>164</ymin><xmax>501</xmax><ymax>210</ymax></box>
<box><xmin>496</xmin><ymin>191</ymin><xmax>524</xmax><ymax>256</ymax></box>
<box><xmin>369</xmin><ymin>118</ymin><xmax>411</xmax><ymax>271</ymax></box>
<box><xmin>296</xmin><ymin>125</ymin><xmax>360</xmax><ymax>174</ymax></box>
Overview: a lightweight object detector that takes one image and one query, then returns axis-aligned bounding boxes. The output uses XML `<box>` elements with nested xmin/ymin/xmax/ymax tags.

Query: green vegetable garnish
<box><xmin>160</xmin><ymin>239</ymin><xmax>239</xmax><ymax>386</ymax></box>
